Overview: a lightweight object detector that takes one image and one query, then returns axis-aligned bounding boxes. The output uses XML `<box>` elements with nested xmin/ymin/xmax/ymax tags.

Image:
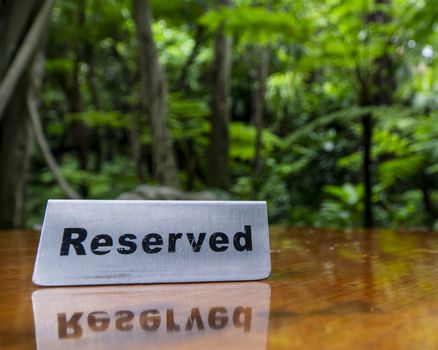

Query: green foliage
<box><xmin>232</xmin><ymin>156</ymin><xmax>291</xmax><ymax>222</ymax></box>
<box><xmin>169</xmin><ymin>93</ymin><xmax>210</xmax><ymax>143</ymax></box>
<box><xmin>378</xmin><ymin>155</ymin><xmax>425</xmax><ymax>188</ymax></box>
<box><xmin>27</xmin><ymin>156</ymin><xmax>137</xmax><ymax>227</ymax></box>
<box><xmin>317</xmin><ymin>183</ymin><xmax>364</xmax><ymax>228</ymax></box>
<box><xmin>24</xmin><ymin>0</ymin><xmax>438</xmax><ymax>231</ymax></box>
<box><xmin>199</xmin><ymin>5</ymin><xmax>309</xmax><ymax>44</ymax></box>
<box><xmin>66</xmin><ymin>111</ymin><xmax>131</xmax><ymax>128</ymax></box>
<box><xmin>151</xmin><ymin>0</ymin><xmax>207</xmax><ymax>24</ymax></box>
<box><xmin>229</xmin><ymin>122</ymin><xmax>283</xmax><ymax>161</ymax></box>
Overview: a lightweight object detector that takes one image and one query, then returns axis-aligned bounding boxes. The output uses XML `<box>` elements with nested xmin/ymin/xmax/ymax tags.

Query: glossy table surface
<box><xmin>1</xmin><ymin>227</ymin><xmax>438</xmax><ymax>349</ymax></box>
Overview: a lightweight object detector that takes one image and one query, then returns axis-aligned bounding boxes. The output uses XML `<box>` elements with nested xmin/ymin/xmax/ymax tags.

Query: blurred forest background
<box><xmin>0</xmin><ymin>0</ymin><xmax>437</xmax><ymax>230</ymax></box>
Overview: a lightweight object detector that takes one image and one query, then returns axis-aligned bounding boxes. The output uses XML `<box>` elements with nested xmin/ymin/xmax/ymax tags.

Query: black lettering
<box><xmin>209</xmin><ymin>232</ymin><xmax>229</xmax><ymax>252</ymax></box>
<box><xmin>60</xmin><ymin>226</ymin><xmax>254</xmax><ymax>256</ymax></box>
<box><xmin>140</xmin><ymin>309</ymin><xmax>161</xmax><ymax>331</ymax></box>
<box><xmin>60</xmin><ymin>228</ymin><xmax>87</xmax><ymax>256</ymax></box>
<box><xmin>57</xmin><ymin>312</ymin><xmax>83</xmax><ymax>339</ymax></box>
<box><xmin>233</xmin><ymin>225</ymin><xmax>253</xmax><ymax>251</ymax></box>
<box><xmin>168</xmin><ymin>233</ymin><xmax>183</xmax><ymax>253</ymax></box>
<box><xmin>115</xmin><ymin>310</ymin><xmax>134</xmax><ymax>331</ymax></box>
<box><xmin>208</xmin><ymin>307</ymin><xmax>228</xmax><ymax>329</ymax></box>
<box><xmin>142</xmin><ymin>234</ymin><xmax>163</xmax><ymax>254</ymax></box>
<box><xmin>185</xmin><ymin>308</ymin><xmax>205</xmax><ymax>331</ymax></box>
<box><xmin>117</xmin><ymin>234</ymin><xmax>137</xmax><ymax>254</ymax></box>
<box><xmin>166</xmin><ymin>309</ymin><xmax>180</xmax><ymax>332</ymax></box>
<box><xmin>233</xmin><ymin>307</ymin><xmax>252</xmax><ymax>332</ymax></box>
<box><xmin>186</xmin><ymin>233</ymin><xmax>206</xmax><ymax>252</ymax></box>
<box><xmin>91</xmin><ymin>235</ymin><xmax>113</xmax><ymax>255</ymax></box>
<box><xmin>88</xmin><ymin>311</ymin><xmax>110</xmax><ymax>331</ymax></box>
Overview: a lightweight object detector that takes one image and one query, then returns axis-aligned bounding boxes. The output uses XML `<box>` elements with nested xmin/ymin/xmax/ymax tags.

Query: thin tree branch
<box><xmin>27</xmin><ymin>90</ymin><xmax>82</xmax><ymax>199</ymax></box>
<box><xmin>0</xmin><ymin>0</ymin><xmax>54</xmax><ymax>121</ymax></box>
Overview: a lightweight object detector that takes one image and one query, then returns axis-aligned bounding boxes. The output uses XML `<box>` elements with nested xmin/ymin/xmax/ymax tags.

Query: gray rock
<box><xmin>117</xmin><ymin>192</ymin><xmax>146</xmax><ymax>200</ymax></box>
<box><xmin>117</xmin><ymin>185</ymin><xmax>228</xmax><ymax>201</ymax></box>
<box><xmin>184</xmin><ymin>191</ymin><xmax>217</xmax><ymax>200</ymax></box>
<box><xmin>136</xmin><ymin>185</ymin><xmax>183</xmax><ymax>200</ymax></box>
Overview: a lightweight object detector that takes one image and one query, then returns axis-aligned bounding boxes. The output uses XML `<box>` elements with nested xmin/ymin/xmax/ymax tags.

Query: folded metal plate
<box><xmin>33</xmin><ymin>200</ymin><xmax>271</xmax><ymax>286</ymax></box>
<box><xmin>32</xmin><ymin>282</ymin><xmax>270</xmax><ymax>350</ymax></box>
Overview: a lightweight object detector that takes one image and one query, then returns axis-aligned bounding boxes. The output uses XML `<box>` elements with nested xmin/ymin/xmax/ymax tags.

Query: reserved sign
<box><xmin>33</xmin><ymin>200</ymin><xmax>271</xmax><ymax>286</ymax></box>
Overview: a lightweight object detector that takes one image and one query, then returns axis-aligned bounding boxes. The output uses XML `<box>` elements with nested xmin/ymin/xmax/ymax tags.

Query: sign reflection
<box><xmin>32</xmin><ymin>282</ymin><xmax>270</xmax><ymax>349</ymax></box>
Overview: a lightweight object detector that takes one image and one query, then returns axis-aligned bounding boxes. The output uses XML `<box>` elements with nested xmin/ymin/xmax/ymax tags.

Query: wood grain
<box><xmin>1</xmin><ymin>227</ymin><xmax>438</xmax><ymax>349</ymax></box>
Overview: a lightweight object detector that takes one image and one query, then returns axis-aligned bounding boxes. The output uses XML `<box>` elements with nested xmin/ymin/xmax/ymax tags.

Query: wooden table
<box><xmin>1</xmin><ymin>227</ymin><xmax>438</xmax><ymax>349</ymax></box>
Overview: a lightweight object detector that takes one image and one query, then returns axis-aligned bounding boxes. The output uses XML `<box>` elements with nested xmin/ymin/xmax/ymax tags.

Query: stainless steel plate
<box><xmin>32</xmin><ymin>200</ymin><xmax>271</xmax><ymax>286</ymax></box>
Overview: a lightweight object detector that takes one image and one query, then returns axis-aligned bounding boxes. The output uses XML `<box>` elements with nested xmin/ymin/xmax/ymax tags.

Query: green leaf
<box><xmin>378</xmin><ymin>155</ymin><xmax>425</xmax><ymax>187</ymax></box>
<box><xmin>199</xmin><ymin>5</ymin><xmax>309</xmax><ymax>44</ymax></box>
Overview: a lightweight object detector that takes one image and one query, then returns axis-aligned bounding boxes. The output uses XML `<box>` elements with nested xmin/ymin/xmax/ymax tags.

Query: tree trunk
<box><xmin>70</xmin><ymin>0</ymin><xmax>89</xmax><ymax>195</ymax></box>
<box><xmin>421</xmin><ymin>171</ymin><xmax>437</xmax><ymax>230</ymax></box>
<box><xmin>132</xmin><ymin>0</ymin><xmax>179</xmax><ymax>188</ymax></box>
<box><xmin>84</xmin><ymin>44</ymin><xmax>105</xmax><ymax>173</ymax></box>
<box><xmin>178</xmin><ymin>26</ymin><xmax>204</xmax><ymax>93</ymax></box>
<box><xmin>0</xmin><ymin>71</ymin><xmax>33</xmax><ymax>229</ymax></box>
<box><xmin>130</xmin><ymin>113</ymin><xmax>145</xmax><ymax>183</ymax></box>
<box><xmin>361</xmin><ymin>112</ymin><xmax>373</xmax><ymax>228</ymax></box>
<box><xmin>359</xmin><ymin>0</ymin><xmax>394</xmax><ymax>228</ymax></box>
<box><xmin>0</xmin><ymin>0</ymin><xmax>53</xmax><ymax>228</ymax></box>
<box><xmin>210</xmin><ymin>0</ymin><xmax>232</xmax><ymax>191</ymax></box>
<box><xmin>252</xmin><ymin>46</ymin><xmax>269</xmax><ymax>198</ymax></box>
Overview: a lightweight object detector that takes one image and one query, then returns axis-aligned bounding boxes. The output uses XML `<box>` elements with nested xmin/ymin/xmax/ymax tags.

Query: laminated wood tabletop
<box><xmin>1</xmin><ymin>227</ymin><xmax>438</xmax><ymax>349</ymax></box>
